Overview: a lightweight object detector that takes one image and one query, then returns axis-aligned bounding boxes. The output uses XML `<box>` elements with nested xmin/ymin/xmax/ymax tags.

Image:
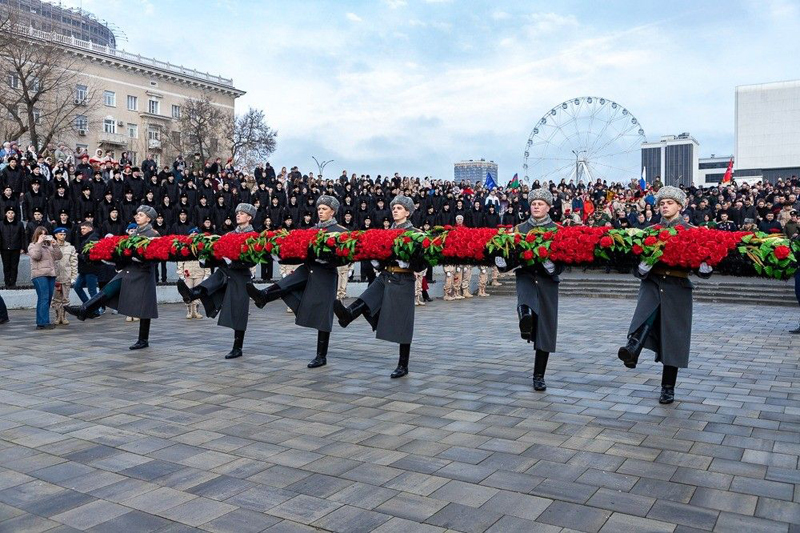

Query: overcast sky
<box><xmin>65</xmin><ymin>0</ymin><xmax>800</xmax><ymax>181</ymax></box>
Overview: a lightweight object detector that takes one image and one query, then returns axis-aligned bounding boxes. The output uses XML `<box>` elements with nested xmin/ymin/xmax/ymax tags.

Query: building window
<box><xmin>75</xmin><ymin>84</ymin><xmax>88</xmax><ymax>104</ymax></box>
<box><xmin>32</xmin><ymin>108</ymin><xmax>41</xmax><ymax>124</ymax></box>
<box><xmin>127</xmin><ymin>95</ymin><xmax>138</xmax><ymax>111</ymax></box>
<box><xmin>103</xmin><ymin>117</ymin><xmax>116</xmax><ymax>134</ymax></box>
<box><xmin>31</xmin><ymin>77</ymin><xmax>40</xmax><ymax>92</ymax></box>
<box><xmin>171</xmin><ymin>131</ymin><xmax>181</xmax><ymax>145</ymax></box>
<box><xmin>75</xmin><ymin>115</ymin><xmax>88</xmax><ymax>130</ymax></box>
<box><xmin>147</xmin><ymin>127</ymin><xmax>160</xmax><ymax>140</ymax></box>
<box><xmin>7</xmin><ymin>73</ymin><xmax>18</xmax><ymax>89</ymax></box>
<box><xmin>127</xmin><ymin>123</ymin><xmax>138</xmax><ymax>138</ymax></box>
<box><xmin>171</xmin><ymin>104</ymin><xmax>181</xmax><ymax>119</ymax></box>
<box><xmin>103</xmin><ymin>90</ymin><xmax>116</xmax><ymax>107</ymax></box>
<box><xmin>148</xmin><ymin>99</ymin><xmax>159</xmax><ymax>115</ymax></box>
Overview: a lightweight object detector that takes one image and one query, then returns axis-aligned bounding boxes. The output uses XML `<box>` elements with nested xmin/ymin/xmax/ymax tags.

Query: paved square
<box><xmin>0</xmin><ymin>294</ymin><xmax>798</xmax><ymax>532</ymax></box>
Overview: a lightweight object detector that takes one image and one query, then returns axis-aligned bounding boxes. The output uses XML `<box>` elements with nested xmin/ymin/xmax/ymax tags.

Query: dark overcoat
<box><xmin>280</xmin><ymin>222</ymin><xmax>346</xmax><ymax>332</ymax></box>
<box><xmin>628</xmin><ymin>219</ymin><xmax>695</xmax><ymax>368</ymax></box>
<box><xmin>357</xmin><ymin>221</ymin><xmax>420</xmax><ymax>345</ymax></box>
<box><xmin>199</xmin><ymin>263</ymin><xmax>252</xmax><ymax>331</ymax></box>
<box><xmin>515</xmin><ymin>218</ymin><xmax>560</xmax><ymax>353</ymax></box>
<box><xmin>106</xmin><ymin>226</ymin><xmax>159</xmax><ymax>319</ymax></box>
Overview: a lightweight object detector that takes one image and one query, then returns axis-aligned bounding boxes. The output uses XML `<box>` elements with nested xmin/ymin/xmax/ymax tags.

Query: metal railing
<box><xmin>18</xmin><ymin>25</ymin><xmax>235</xmax><ymax>88</ymax></box>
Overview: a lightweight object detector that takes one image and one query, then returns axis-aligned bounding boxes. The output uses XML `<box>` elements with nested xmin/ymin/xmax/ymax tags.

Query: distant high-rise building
<box><xmin>736</xmin><ymin>80</ymin><xmax>800</xmax><ymax>183</ymax></box>
<box><xmin>454</xmin><ymin>159</ymin><xmax>498</xmax><ymax>185</ymax></box>
<box><xmin>641</xmin><ymin>133</ymin><xmax>699</xmax><ymax>187</ymax></box>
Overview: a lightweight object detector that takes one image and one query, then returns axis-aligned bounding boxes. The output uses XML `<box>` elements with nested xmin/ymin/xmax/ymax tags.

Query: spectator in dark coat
<box><xmin>1</xmin><ymin>207</ymin><xmax>26</xmax><ymax>287</ymax></box>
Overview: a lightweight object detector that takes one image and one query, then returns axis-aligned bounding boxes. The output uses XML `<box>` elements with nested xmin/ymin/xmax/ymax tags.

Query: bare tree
<box><xmin>165</xmin><ymin>92</ymin><xmax>227</xmax><ymax>164</ymax></box>
<box><xmin>0</xmin><ymin>9</ymin><xmax>100</xmax><ymax>152</ymax></box>
<box><xmin>227</xmin><ymin>107</ymin><xmax>277</xmax><ymax>170</ymax></box>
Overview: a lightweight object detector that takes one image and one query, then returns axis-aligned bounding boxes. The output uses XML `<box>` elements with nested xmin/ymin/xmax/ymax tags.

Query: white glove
<box><xmin>316</xmin><ymin>258</ymin><xmax>329</xmax><ymax>264</ymax></box>
<box><xmin>132</xmin><ymin>257</ymin><xmax>142</xmax><ymax>263</ymax></box>
<box><xmin>398</xmin><ymin>260</ymin><xmax>409</xmax><ymax>269</ymax></box>
<box><xmin>638</xmin><ymin>261</ymin><xmax>653</xmax><ymax>275</ymax></box>
<box><xmin>699</xmin><ymin>262</ymin><xmax>712</xmax><ymax>274</ymax></box>
<box><xmin>543</xmin><ymin>259</ymin><xmax>555</xmax><ymax>274</ymax></box>
<box><xmin>101</xmin><ymin>260</ymin><xmax>115</xmax><ymax>266</ymax></box>
<box><xmin>495</xmin><ymin>256</ymin><xmax>507</xmax><ymax>269</ymax></box>
<box><xmin>223</xmin><ymin>257</ymin><xmax>232</xmax><ymax>265</ymax></box>
<box><xmin>371</xmin><ymin>260</ymin><xmax>380</xmax><ymax>269</ymax></box>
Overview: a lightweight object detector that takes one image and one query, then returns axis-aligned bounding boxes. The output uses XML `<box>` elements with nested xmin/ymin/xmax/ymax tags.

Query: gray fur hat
<box><xmin>136</xmin><ymin>205</ymin><xmax>157</xmax><ymax>221</ymax></box>
<box><xmin>390</xmin><ymin>195</ymin><xmax>415</xmax><ymax>215</ymax></box>
<box><xmin>528</xmin><ymin>187</ymin><xmax>554</xmax><ymax>206</ymax></box>
<box><xmin>655</xmin><ymin>186</ymin><xmax>687</xmax><ymax>207</ymax></box>
<box><xmin>316</xmin><ymin>194</ymin><xmax>340</xmax><ymax>212</ymax></box>
<box><xmin>235</xmin><ymin>202</ymin><xmax>257</xmax><ymax>218</ymax></box>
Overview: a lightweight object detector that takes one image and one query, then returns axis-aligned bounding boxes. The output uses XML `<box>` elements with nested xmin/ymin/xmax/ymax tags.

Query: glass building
<box><xmin>454</xmin><ymin>159</ymin><xmax>498</xmax><ymax>185</ymax></box>
<box><xmin>640</xmin><ymin>134</ymin><xmax>699</xmax><ymax>187</ymax></box>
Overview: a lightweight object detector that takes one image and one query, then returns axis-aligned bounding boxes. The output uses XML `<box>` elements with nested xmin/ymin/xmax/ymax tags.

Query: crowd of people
<box><xmin>0</xmin><ymin>141</ymin><xmax>799</xmax><ymax>326</ymax></box>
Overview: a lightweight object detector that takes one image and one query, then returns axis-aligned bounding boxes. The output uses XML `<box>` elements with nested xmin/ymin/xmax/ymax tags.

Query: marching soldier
<box><xmin>495</xmin><ymin>188</ymin><xmax>561</xmax><ymax>391</ymax></box>
<box><xmin>65</xmin><ymin>206</ymin><xmax>160</xmax><ymax>350</ymax></box>
<box><xmin>618</xmin><ymin>186</ymin><xmax>712</xmax><ymax>404</ymax></box>
<box><xmin>334</xmin><ymin>195</ymin><xmax>425</xmax><ymax>378</ymax></box>
<box><xmin>52</xmin><ymin>227</ymin><xmax>78</xmax><ymax>325</ymax></box>
<box><xmin>246</xmin><ymin>195</ymin><xmax>346</xmax><ymax>368</ymax></box>
<box><xmin>177</xmin><ymin>204</ymin><xmax>257</xmax><ymax>359</ymax></box>
<box><xmin>476</xmin><ymin>265</ymin><xmax>490</xmax><ymax>297</ymax></box>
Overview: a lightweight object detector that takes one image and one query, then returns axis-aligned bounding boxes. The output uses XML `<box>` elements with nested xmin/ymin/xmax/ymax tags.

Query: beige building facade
<box><xmin>38</xmin><ymin>27</ymin><xmax>245</xmax><ymax>167</ymax></box>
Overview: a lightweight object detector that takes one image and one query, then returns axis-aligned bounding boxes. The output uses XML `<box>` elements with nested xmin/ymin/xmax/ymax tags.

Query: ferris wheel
<box><xmin>522</xmin><ymin>96</ymin><xmax>646</xmax><ymax>185</ymax></box>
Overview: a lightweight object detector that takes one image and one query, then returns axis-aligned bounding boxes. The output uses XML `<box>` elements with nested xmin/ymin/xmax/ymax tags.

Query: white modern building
<box><xmin>454</xmin><ymin>159</ymin><xmax>498</xmax><ymax>185</ymax></box>
<box><xmin>735</xmin><ymin>80</ymin><xmax>800</xmax><ymax>182</ymax></box>
<box><xmin>641</xmin><ymin>133</ymin><xmax>700</xmax><ymax>187</ymax></box>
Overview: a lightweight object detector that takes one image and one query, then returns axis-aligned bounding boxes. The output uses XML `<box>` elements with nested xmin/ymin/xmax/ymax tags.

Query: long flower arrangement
<box><xmin>84</xmin><ymin>225</ymin><xmax>799</xmax><ymax>280</ymax></box>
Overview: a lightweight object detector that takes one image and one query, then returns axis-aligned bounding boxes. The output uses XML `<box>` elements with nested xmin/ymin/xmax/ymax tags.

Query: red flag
<box><xmin>722</xmin><ymin>158</ymin><xmax>733</xmax><ymax>183</ymax></box>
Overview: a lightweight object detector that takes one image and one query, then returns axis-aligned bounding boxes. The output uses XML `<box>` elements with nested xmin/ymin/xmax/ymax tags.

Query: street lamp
<box><xmin>312</xmin><ymin>156</ymin><xmax>334</xmax><ymax>178</ymax></box>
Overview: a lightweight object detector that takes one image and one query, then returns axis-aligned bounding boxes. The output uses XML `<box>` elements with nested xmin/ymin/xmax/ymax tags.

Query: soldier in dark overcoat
<box><xmin>65</xmin><ymin>205</ymin><xmax>160</xmax><ymax>350</ymax></box>
<box><xmin>177</xmin><ymin>203</ymin><xmax>257</xmax><ymax>359</ymax></box>
<box><xmin>334</xmin><ymin>195</ymin><xmax>425</xmax><ymax>378</ymax></box>
<box><xmin>618</xmin><ymin>186</ymin><xmax>712</xmax><ymax>404</ymax></box>
<box><xmin>495</xmin><ymin>188</ymin><xmax>561</xmax><ymax>391</ymax></box>
<box><xmin>246</xmin><ymin>195</ymin><xmax>346</xmax><ymax>367</ymax></box>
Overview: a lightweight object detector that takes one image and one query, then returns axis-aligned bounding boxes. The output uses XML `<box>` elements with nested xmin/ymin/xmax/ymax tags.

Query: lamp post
<box><xmin>312</xmin><ymin>156</ymin><xmax>334</xmax><ymax>178</ymax></box>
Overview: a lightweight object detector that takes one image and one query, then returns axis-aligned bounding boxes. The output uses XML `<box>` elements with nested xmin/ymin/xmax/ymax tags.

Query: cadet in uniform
<box><xmin>334</xmin><ymin>195</ymin><xmax>424</xmax><ymax>378</ymax></box>
<box><xmin>495</xmin><ymin>188</ymin><xmax>561</xmax><ymax>391</ymax></box>
<box><xmin>177</xmin><ymin>204</ymin><xmax>257</xmax><ymax>359</ymax></box>
<box><xmin>246</xmin><ymin>196</ymin><xmax>346</xmax><ymax>368</ymax></box>
<box><xmin>618</xmin><ymin>186</ymin><xmax>712</xmax><ymax>404</ymax></box>
<box><xmin>66</xmin><ymin>205</ymin><xmax>160</xmax><ymax>350</ymax></box>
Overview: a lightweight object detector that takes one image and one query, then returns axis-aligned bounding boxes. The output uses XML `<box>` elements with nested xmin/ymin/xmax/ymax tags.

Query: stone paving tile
<box><xmin>0</xmin><ymin>298</ymin><xmax>798</xmax><ymax>532</ymax></box>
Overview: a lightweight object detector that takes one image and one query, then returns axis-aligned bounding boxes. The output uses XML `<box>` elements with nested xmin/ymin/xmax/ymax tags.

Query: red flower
<box><xmin>599</xmin><ymin>236</ymin><xmax>613</xmax><ymax>248</ymax></box>
<box><xmin>123</xmin><ymin>249</ymin><xmax>132</xmax><ymax>256</ymax></box>
<box><xmin>181</xmin><ymin>248</ymin><xmax>189</xmax><ymax>256</ymax></box>
<box><xmin>403</xmin><ymin>236</ymin><xmax>411</xmax><ymax>243</ymax></box>
<box><xmin>254</xmin><ymin>244</ymin><xmax>263</xmax><ymax>252</ymax></box>
<box><xmin>241</xmin><ymin>245</ymin><xmax>249</xmax><ymax>253</ymax></box>
<box><xmin>632</xmin><ymin>244</ymin><xmax>644</xmax><ymax>255</ymax></box>
<box><xmin>537</xmin><ymin>246</ymin><xmax>549</xmax><ymax>258</ymax></box>
<box><xmin>326</xmin><ymin>237</ymin><xmax>336</xmax><ymax>247</ymax></box>
<box><xmin>522</xmin><ymin>250</ymin><xmax>534</xmax><ymax>261</ymax></box>
<box><xmin>514</xmin><ymin>234</ymin><xmax>521</xmax><ymax>244</ymax></box>
<box><xmin>265</xmin><ymin>242</ymin><xmax>274</xmax><ymax>252</ymax></box>
<box><xmin>644</xmin><ymin>236</ymin><xmax>657</xmax><ymax>246</ymax></box>
<box><xmin>423</xmin><ymin>238</ymin><xmax>431</xmax><ymax>248</ymax></box>
<box><xmin>658</xmin><ymin>231</ymin><xmax>671</xmax><ymax>240</ymax></box>
<box><xmin>197</xmin><ymin>242</ymin><xmax>205</xmax><ymax>250</ymax></box>
<box><xmin>774</xmin><ymin>245</ymin><xmax>791</xmax><ymax>260</ymax></box>
<box><xmin>543</xmin><ymin>231</ymin><xmax>553</xmax><ymax>240</ymax></box>
<box><xmin>525</xmin><ymin>233</ymin><xmax>536</xmax><ymax>243</ymax></box>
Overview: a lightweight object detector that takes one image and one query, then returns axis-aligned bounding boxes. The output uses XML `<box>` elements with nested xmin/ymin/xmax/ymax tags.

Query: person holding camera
<box><xmin>28</xmin><ymin>227</ymin><xmax>62</xmax><ymax>329</ymax></box>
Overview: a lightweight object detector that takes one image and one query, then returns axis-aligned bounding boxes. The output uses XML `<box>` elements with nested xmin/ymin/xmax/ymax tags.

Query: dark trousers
<box><xmin>795</xmin><ymin>269</ymin><xmax>800</xmax><ymax>307</ymax></box>
<box><xmin>1</xmin><ymin>249</ymin><xmax>21</xmax><ymax>287</ymax></box>
<box><xmin>159</xmin><ymin>261</ymin><xmax>168</xmax><ymax>282</ymax></box>
<box><xmin>260</xmin><ymin>258</ymin><xmax>273</xmax><ymax>280</ymax></box>
<box><xmin>360</xmin><ymin>261</ymin><xmax>376</xmax><ymax>284</ymax></box>
<box><xmin>0</xmin><ymin>293</ymin><xmax>8</xmax><ymax>321</ymax></box>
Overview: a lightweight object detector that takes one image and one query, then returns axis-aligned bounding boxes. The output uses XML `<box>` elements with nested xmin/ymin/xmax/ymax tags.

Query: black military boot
<box><xmin>517</xmin><ymin>304</ymin><xmax>534</xmax><ymax>340</ymax></box>
<box><xmin>308</xmin><ymin>331</ymin><xmax>330</xmax><ymax>368</ymax></box>
<box><xmin>659</xmin><ymin>365</ymin><xmax>678</xmax><ymax>404</ymax></box>
<box><xmin>618</xmin><ymin>320</ymin><xmax>655</xmax><ymax>369</ymax></box>
<box><xmin>533</xmin><ymin>349</ymin><xmax>549</xmax><ymax>391</ymax></box>
<box><xmin>246</xmin><ymin>283</ymin><xmax>283</xmax><ymax>309</ymax></box>
<box><xmin>791</xmin><ymin>323</ymin><xmax>800</xmax><ymax>334</ymax></box>
<box><xmin>65</xmin><ymin>291</ymin><xmax>108</xmax><ymax>321</ymax></box>
<box><xmin>130</xmin><ymin>319</ymin><xmax>150</xmax><ymax>350</ymax></box>
<box><xmin>225</xmin><ymin>330</ymin><xmax>245</xmax><ymax>359</ymax></box>
<box><xmin>334</xmin><ymin>299</ymin><xmax>367</xmax><ymax>328</ymax></box>
<box><xmin>391</xmin><ymin>344</ymin><xmax>410</xmax><ymax>378</ymax></box>
<box><xmin>177</xmin><ymin>279</ymin><xmax>204</xmax><ymax>304</ymax></box>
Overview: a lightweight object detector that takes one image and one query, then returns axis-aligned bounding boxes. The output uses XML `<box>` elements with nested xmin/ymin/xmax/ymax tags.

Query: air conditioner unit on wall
<box><xmin>78</xmin><ymin>129</ymin><xmax>87</xmax><ymax>136</ymax></box>
<box><xmin>117</xmin><ymin>120</ymin><xmax>124</xmax><ymax>126</ymax></box>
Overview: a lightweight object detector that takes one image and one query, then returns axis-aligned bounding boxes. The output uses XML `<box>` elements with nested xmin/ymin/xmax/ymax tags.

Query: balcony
<box><xmin>148</xmin><ymin>138</ymin><xmax>162</xmax><ymax>149</ymax></box>
<box><xmin>98</xmin><ymin>131</ymin><xmax>129</xmax><ymax>146</ymax></box>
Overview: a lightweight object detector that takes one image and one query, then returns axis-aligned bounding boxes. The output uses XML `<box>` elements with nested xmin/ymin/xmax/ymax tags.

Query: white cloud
<box><xmin>346</xmin><ymin>12</ymin><xmax>363</xmax><ymax>22</ymax></box>
<box><xmin>384</xmin><ymin>0</ymin><xmax>407</xmax><ymax>8</ymax></box>
<box><xmin>492</xmin><ymin>11</ymin><xmax>511</xmax><ymax>21</ymax></box>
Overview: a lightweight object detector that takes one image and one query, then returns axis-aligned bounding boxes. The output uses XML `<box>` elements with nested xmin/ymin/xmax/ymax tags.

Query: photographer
<box><xmin>28</xmin><ymin>227</ymin><xmax>62</xmax><ymax>329</ymax></box>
